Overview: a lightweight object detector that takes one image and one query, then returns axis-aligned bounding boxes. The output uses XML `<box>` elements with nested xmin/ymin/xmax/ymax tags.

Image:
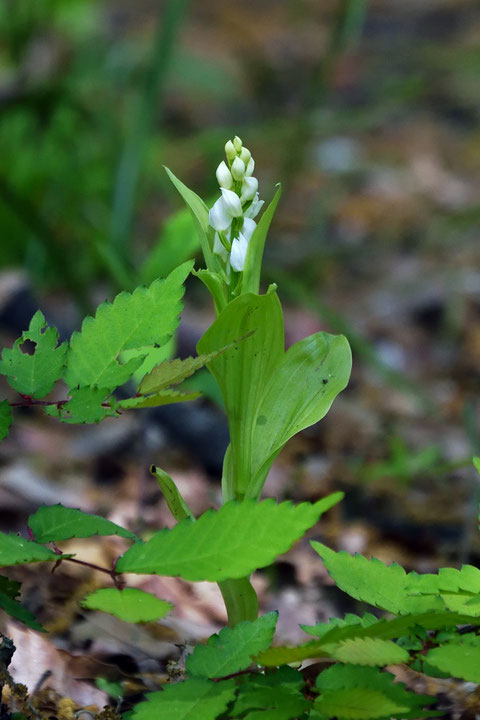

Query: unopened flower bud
<box><xmin>216</xmin><ymin>161</ymin><xmax>233</xmax><ymax>189</ymax></box>
<box><xmin>233</xmin><ymin>136</ymin><xmax>243</xmax><ymax>153</ymax></box>
<box><xmin>225</xmin><ymin>140</ymin><xmax>236</xmax><ymax>162</ymax></box>
<box><xmin>231</xmin><ymin>156</ymin><xmax>246</xmax><ymax>181</ymax></box>
<box><xmin>245</xmin><ymin>157</ymin><xmax>255</xmax><ymax>177</ymax></box>
<box><xmin>240</xmin><ymin>176</ymin><xmax>258</xmax><ymax>203</ymax></box>
<box><xmin>240</xmin><ymin>147</ymin><xmax>251</xmax><ymax>165</ymax></box>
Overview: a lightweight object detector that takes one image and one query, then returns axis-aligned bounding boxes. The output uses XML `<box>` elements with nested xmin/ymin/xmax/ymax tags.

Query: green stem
<box><xmin>218</xmin><ymin>577</ymin><xmax>258</xmax><ymax>627</ymax></box>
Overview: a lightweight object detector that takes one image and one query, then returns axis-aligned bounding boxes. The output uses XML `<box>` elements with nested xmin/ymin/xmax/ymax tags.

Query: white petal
<box><xmin>230</xmin><ymin>233</ymin><xmax>249</xmax><ymax>272</ymax></box>
<box><xmin>240</xmin><ymin>176</ymin><xmax>258</xmax><ymax>203</ymax></box>
<box><xmin>221</xmin><ymin>188</ymin><xmax>243</xmax><ymax>217</ymax></box>
<box><xmin>209</xmin><ymin>197</ymin><xmax>232</xmax><ymax>232</ymax></box>
<box><xmin>213</xmin><ymin>232</ymin><xmax>228</xmax><ymax>261</ymax></box>
<box><xmin>216</xmin><ymin>161</ymin><xmax>233</xmax><ymax>189</ymax></box>
<box><xmin>231</xmin><ymin>156</ymin><xmax>245</xmax><ymax>181</ymax></box>
<box><xmin>245</xmin><ymin>157</ymin><xmax>255</xmax><ymax>176</ymax></box>
<box><xmin>241</xmin><ymin>217</ymin><xmax>256</xmax><ymax>242</ymax></box>
<box><xmin>244</xmin><ymin>193</ymin><xmax>264</xmax><ymax>220</ymax></box>
<box><xmin>233</xmin><ymin>136</ymin><xmax>243</xmax><ymax>152</ymax></box>
<box><xmin>240</xmin><ymin>147</ymin><xmax>251</xmax><ymax>165</ymax></box>
<box><xmin>225</xmin><ymin>140</ymin><xmax>236</xmax><ymax>161</ymax></box>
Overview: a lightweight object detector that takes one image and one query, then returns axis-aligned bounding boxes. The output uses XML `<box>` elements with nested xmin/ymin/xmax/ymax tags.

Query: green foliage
<box><xmin>0</xmin><ymin>311</ymin><xmax>67</xmax><ymax>399</ymax></box>
<box><xmin>241</xmin><ymin>185</ymin><xmax>282</xmax><ymax>296</ymax></box>
<box><xmin>0</xmin><ymin>399</ymin><xmax>12</xmax><ymax>442</ymax></box>
<box><xmin>0</xmin><ymin>530</ymin><xmax>70</xmax><ymax>566</ymax></box>
<box><xmin>186</xmin><ymin>612</ymin><xmax>278</xmax><ymax>679</ymax></box>
<box><xmin>132</xmin><ymin>677</ymin><xmax>237</xmax><ymax>720</ymax></box>
<box><xmin>45</xmin><ymin>387</ymin><xmax>116</xmax><ymax>424</ymax></box>
<box><xmin>311</xmin><ymin>542</ymin><xmax>443</xmax><ymax>614</ymax></box>
<box><xmin>65</xmin><ymin>262</ymin><xmax>193</xmax><ymax>391</ymax></box>
<box><xmin>0</xmin><ymin>575</ymin><xmax>44</xmax><ymax>631</ymax></box>
<box><xmin>116</xmin><ymin>495</ymin><xmax>342</xmax><ymax>581</ymax></box>
<box><xmin>28</xmin><ymin>504</ymin><xmax>138</xmax><ymax>543</ymax></box>
<box><xmin>198</xmin><ymin>290</ymin><xmax>351</xmax><ymax>499</ymax></box>
<box><xmin>314</xmin><ymin>665</ymin><xmax>437</xmax><ymax>720</ymax></box>
<box><xmin>426</xmin><ymin>639</ymin><xmax>480</xmax><ymax>683</ymax></box>
<box><xmin>230</xmin><ymin>667</ymin><xmax>309</xmax><ymax>720</ymax></box>
<box><xmin>81</xmin><ymin>588</ymin><xmax>172</xmax><ymax>623</ymax></box>
<box><xmin>164</xmin><ymin>168</ymin><xmax>215</xmax><ymax>273</ymax></box>
<box><xmin>138</xmin><ymin>346</ymin><xmax>234</xmax><ymax>395</ymax></box>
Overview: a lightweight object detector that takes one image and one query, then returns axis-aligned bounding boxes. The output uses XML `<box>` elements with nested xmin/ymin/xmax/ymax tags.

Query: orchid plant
<box><xmin>1</xmin><ymin>139</ymin><xmax>477</xmax><ymax>720</ymax></box>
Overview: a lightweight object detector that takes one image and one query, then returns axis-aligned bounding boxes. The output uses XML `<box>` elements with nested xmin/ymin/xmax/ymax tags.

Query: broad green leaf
<box><xmin>248</xmin><ymin>331</ymin><xmax>352</xmax><ymax>498</ymax></box>
<box><xmin>0</xmin><ymin>311</ymin><xmax>67</xmax><ymax>399</ymax></box>
<box><xmin>164</xmin><ymin>167</ymin><xmax>215</xmax><ymax>271</ymax></box>
<box><xmin>132</xmin><ymin>677</ymin><xmax>236</xmax><ymax>720</ymax></box>
<box><xmin>0</xmin><ymin>591</ymin><xmax>44</xmax><ymax>632</ymax></box>
<box><xmin>81</xmin><ymin>588</ymin><xmax>172</xmax><ymax>623</ymax></box>
<box><xmin>28</xmin><ymin>504</ymin><xmax>138</xmax><ymax>543</ymax></box>
<box><xmin>241</xmin><ymin>184</ymin><xmax>281</xmax><ymax>295</ymax></box>
<box><xmin>231</xmin><ymin>666</ymin><xmax>308</xmax><ymax>720</ymax></box>
<box><xmin>186</xmin><ymin>612</ymin><xmax>278</xmax><ymax>679</ymax></box>
<box><xmin>117</xmin><ymin>495</ymin><xmax>342</xmax><ymax>581</ymax></box>
<box><xmin>0</xmin><ymin>400</ymin><xmax>12</xmax><ymax>442</ymax></box>
<box><xmin>426</xmin><ymin>641</ymin><xmax>480</xmax><ymax>683</ymax></box>
<box><xmin>198</xmin><ymin>291</ymin><xmax>351</xmax><ymax>500</ymax></box>
<box><xmin>117</xmin><ymin>389</ymin><xmax>201</xmax><ymax>409</ymax></box>
<box><xmin>45</xmin><ymin>387</ymin><xmax>116</xmax><ymax>424</ymax></box>
<box><xmin>65</xmin><ymin>262</ymin><xmax>193</xmax><ymax>391</ymax></box>
<box><xmin>329</xmin><ymin>637</ymin><xmax>409</xmax><ymax>665</ymax></box>
<box><xmin>197</xmin><ymin>290</ymin><xmax>284</xmax><ymax>498</ymax></box>
<box><xmin>311</xmin><ymin>543</ymin><xmax>409</xmax><ymax>614</ymax></box>
<box><xmin>301</xmin><ymin>613</ymin><xmax>378</xmax><ymax>639</ymax></box>
<box><xmin>0</xmin><ymin>531</ymin><xmax>69</xmax><ymax>565</ymax></box>
<box><xmin>140</xmin><ymin>206</ymin><xmax>200</xmax><ymax>285</ymax></box>
<box><xmin>314</xmin><ymin>688</ymin><xmax>409</xmax><ymax>720</ymax></box>
<box><xmin>139</xmin><ymin>345</ymin><xmax>235</xmax><ymax>395</ymax></box>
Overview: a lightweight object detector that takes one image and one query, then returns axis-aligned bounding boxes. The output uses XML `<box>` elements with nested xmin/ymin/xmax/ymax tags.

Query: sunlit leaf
<box><xmin>81</xmin><ymin>588</ymin><xmax>172</xmax><ymax>623</ymax></box>
<box><xmin>28</xmin><ymin>504</ymin><xmax>138</xmax><ymax>543</ymax></box>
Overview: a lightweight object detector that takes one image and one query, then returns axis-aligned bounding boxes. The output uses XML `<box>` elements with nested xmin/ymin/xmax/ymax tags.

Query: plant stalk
<box><xmin>218</xmin><ymin>577</ymin><xmax>258</xmax><ymax>627</ymax></box>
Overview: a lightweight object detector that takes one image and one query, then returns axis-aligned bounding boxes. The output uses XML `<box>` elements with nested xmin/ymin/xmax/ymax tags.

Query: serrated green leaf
<box><xmin>241</xmin><ymin>185</ymin><xmax>281</xmax><ymax>295</ymax></box>
<box><xmin>164</xmin><ymin>167</ymin><xmax>215</xmax><ymax>271</ymax></box>
<box><xmin>45</xmin><ymin>387</ymin><xmax>116</xmax><ymax>424</ymax></box>
<box><xmin>231</xmin><ymin>667</ymin><xmax>309</xmax><ymax>720</ymax></box>
<box><xmin>186</xmin><ymin>612</ymin><xmax>278</xmax><ymax>679</ymax></box>
<box><xmin>138</xmin><ymin>345</ymin><xmax>235</xmax><ymax>396</ymax></box>
<box><xmin>329</xmin><ymin>637</ymin><xmax>409</xmax><ymax>666</ymax></box>
<box><xmin>0</xmin><ymin>311</ymin><xmax>67</xmax><ymax>399</ymax></box>
<box><xmin>81</xmin><ymin>588</ymin><xmax>172</xmax><ymax>623</ymax></box>
<box><xmin>407</xmin><ymin>564</ymin><xmax>480</xmax><ymax>595</ymax></box>
<box><xmin>0</xmin><ymin>531</ymin><xmax>69</xmax><ymax>565</ymax></box>
<box><xmin>315</xmin><ymin>688</ymin><xmax>409</xmax><ymax>720</ymax></box>
<box><xmin>301</xmin><ymin>613</ymin><xmax>378</xmax><ymax>639</ymax></box>
<box><xmin>117</xmin><ymin>495</ymin><xmax>342</xmax><ymax>582</ymax></box>
<box><xmin>0</xmin><ymin>399</ymin><xmax>12</xmax><ymax>443</ymax></box>
<box><xmin>28</xmin><ymin>504</ymin><xmax>138</xmax><ymax>543</ymax></box>
<box><xmin>117</xmin><ymin>389</ymin><xmax>201</xmax><ymax>409</ymax></box>
<box><xmin>311</xmin><ymin>543</ymin><xmax>411</xmax><ymax>614</ymax></box>
<box><xmin>0</xmin><ymin>592</ymin><xmax>44</xmax><ymax>632</ymax></box>
<box><xmin>426</xmin><ymin>641</ymin><xmax>480</xmax><ymax>682</ymax></box>
<box><xmin>316</xmin><ymin>664</ymin><xmax>436</xmax><ymax>715</ymax></box>
<box><xmin>65</xmin><ymin>262</ymin><xmax>192</xmax><ymax>391</ymax></box>
<box><xmin>132</xmin><ymin>677</ymin><xmax>236</xmax><ymax>720</ymax></box>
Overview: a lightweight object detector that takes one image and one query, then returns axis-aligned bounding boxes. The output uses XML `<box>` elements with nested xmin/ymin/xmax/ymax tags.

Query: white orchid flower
<box><xmin>241</xmin><ymin>217</ymin><xmax>256</xmax><ymax>242</ymax></box>
<box><xmin>240</xmin><ymin>176</ymin><xmax>258</xmax><ymax>203</ymax></box>
<box><xmin>220</xmin><ymin>188</ymin><xmax>243</xmax><ymax>217</ymax></box>
<box><xmin>230</xmin><ymin>232</ymin><xmax>249</xmax><ymax>272</ymax></box>
<box><xmin>213</xmin><ymin>232</ymin><xmax>228</xmax><ymax>261</ymax></box>
<box><xmin>231</xmin><ymin>156</ymin><xmax>246</xmax><ymax>181</ymax></box>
